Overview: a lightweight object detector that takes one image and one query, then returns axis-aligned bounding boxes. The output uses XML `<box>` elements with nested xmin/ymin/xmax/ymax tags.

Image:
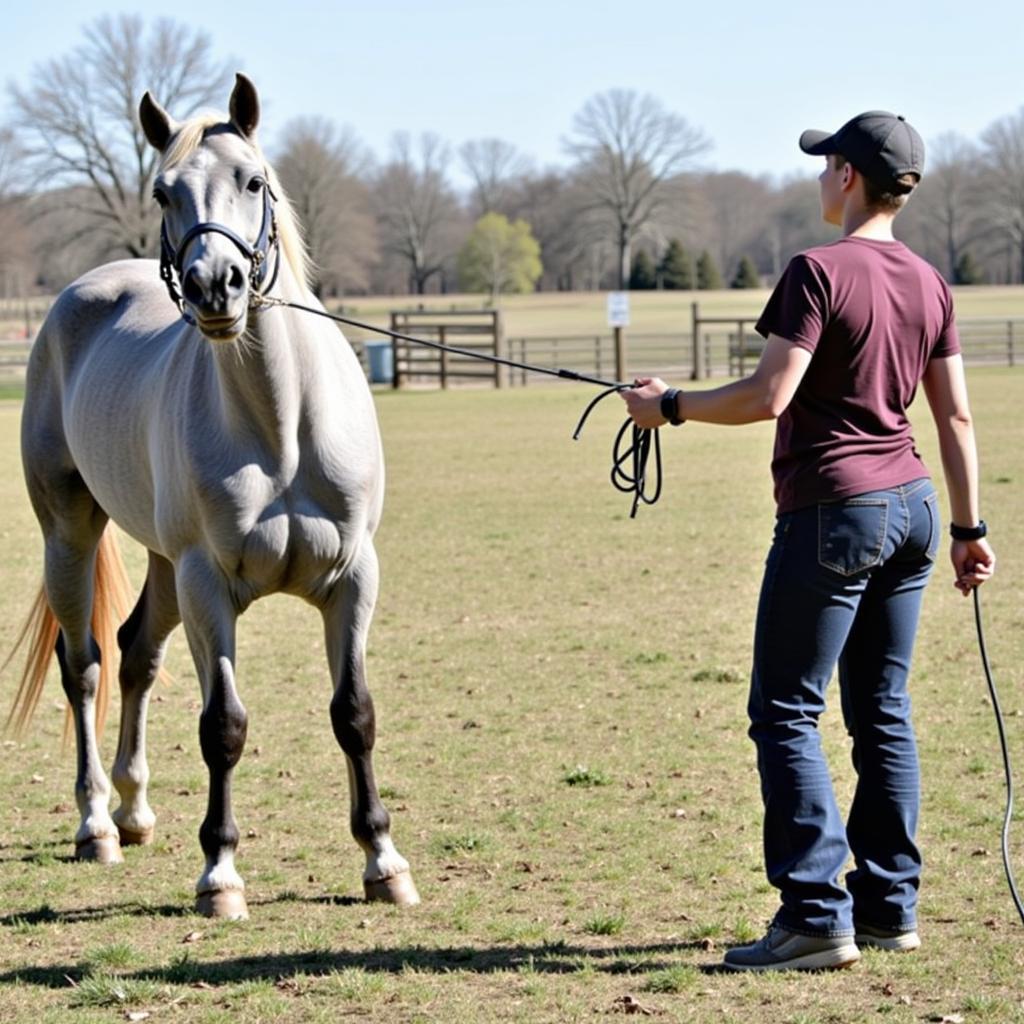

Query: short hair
<box><xmin>831</xmin><ymin>153</ymin><xmax>919</xmax><ymax>212</ymax></box>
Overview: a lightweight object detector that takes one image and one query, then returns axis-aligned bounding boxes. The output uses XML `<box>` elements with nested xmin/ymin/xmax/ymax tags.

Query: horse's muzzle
<box><xmin>182</xmin><ymin>257</ymin><xmax>248</xmax><ymax>339</ymax></box>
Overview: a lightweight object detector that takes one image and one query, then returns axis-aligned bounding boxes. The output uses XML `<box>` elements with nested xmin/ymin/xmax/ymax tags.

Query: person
<box><xmin>622</xmin><ymin>111</ymin><xmax>996</xmax><ymax>971</ymax></box>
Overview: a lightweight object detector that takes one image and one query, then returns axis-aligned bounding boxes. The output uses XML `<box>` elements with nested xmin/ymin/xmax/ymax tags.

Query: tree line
<box><xmin>2</xmin><ymin>14</ymin><xmax>1023</xmax><ymax>303</ymax></box>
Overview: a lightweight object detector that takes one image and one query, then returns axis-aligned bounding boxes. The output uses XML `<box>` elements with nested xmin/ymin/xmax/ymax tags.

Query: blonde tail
<box><xmin>4</xmin><ymin>525</ymin><xmax>134</xmax><ymax>741</ymax></box>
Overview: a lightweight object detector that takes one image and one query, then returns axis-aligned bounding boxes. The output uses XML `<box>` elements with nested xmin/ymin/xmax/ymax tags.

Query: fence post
<box><xmin>595</xmin><ymin>335</ymin><xmax>602</xmax><ymax>379</ymax></box>
<box><xmin>1009</xmin><ymin>320</ymin><xmax>1015</xmax><ymax>368</ymax></box>
<box><xmin>493</xmin><ymin>310</ymin><xmax>504</xmax><ymax>388</ymax></box>
<box><xmin>690</xmin><ymin>302</ymin><xmax>702</xmax><ymax>380</ymax></box>
<box><xmin>737</xmin><ymin>320</ymin><xmax>746</xmax><ymax>377</ymax></box>
<box><xmin>390</xmin><ymin>312</ymin><xmax>401</xmax><ymax>389</ymax></box>
<box><xmin>439</xmin><ymin>324</ymin><xmax>448</xmax><ymax>389</ymax></box>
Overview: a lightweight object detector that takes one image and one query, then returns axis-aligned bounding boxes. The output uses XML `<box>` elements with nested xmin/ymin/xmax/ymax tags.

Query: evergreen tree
<box><xmin>953</xmin><ymin>250</ymin><xmax>985</xmax><ymax>285</ymax></box>
<box><xmin>730</xmin><ymin>255</ymin><xmax>761</xmax><ymax>289</ymax></box>
<box><xmin>659</xmin><ymin>239</ymin><xmax>693</xmax><ymax>289</ymax></box>
<box><xmin>629</xmin><ymin>249</ymin><xmax>657</xmax><ymax>289</ymax></box>
<box><xmin>696</xmin><ymin>250</ymin><xmax>723</xmax><ymax>290</ymax></box>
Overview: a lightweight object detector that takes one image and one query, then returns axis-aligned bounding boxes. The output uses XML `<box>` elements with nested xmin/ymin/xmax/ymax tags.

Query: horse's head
<box><xmin>140</xmin><ymin>74</ymin><xmax>278</xmax><ymax>342</ymax></box>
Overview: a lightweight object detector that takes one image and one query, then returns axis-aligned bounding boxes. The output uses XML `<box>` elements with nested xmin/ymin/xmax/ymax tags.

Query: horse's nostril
<box><xmin>182</xmin><ymin>266</ymin><xmax>205</xmax><ymax>305</ymax></box>
<box><xmin>228</xmin><ymin>265</ymin><xmax>245</xmax><ymax>293</ymax></box>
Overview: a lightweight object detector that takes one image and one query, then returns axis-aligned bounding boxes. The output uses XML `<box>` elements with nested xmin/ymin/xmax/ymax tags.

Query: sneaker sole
<box><xmin>855</xmin><ymin>931</ymin><xmax>920</xmax><ymax>952</ymax></box>
<box><xmin>723</xmin><ymin>945</ymin><xmax>861</xmax><ymax>972</ymax></box>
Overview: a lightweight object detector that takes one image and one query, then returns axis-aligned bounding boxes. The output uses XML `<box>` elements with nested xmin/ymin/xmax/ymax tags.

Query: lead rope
<box><xmin>974</xmin><ymin>587</ymin><xmax>1024</xmax><ymax>926</ymax></box>
<box><xmin>251</xmin><ymin>296</ymin><xmax>663</xmax><ymax>518</ymax></box>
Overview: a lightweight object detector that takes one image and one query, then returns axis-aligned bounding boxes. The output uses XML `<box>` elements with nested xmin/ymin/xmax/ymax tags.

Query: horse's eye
<box><xmin>152</xmin><ymin>188</ymin><xmax>169</xmax><ymax>210</ymax></box>
<box><xmin>246</xmin><ymin>176</ymin><xmax>265</xmax><ymax>195</ymax></box>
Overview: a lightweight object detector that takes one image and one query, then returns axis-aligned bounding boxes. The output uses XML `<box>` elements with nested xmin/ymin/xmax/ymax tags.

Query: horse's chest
<box><xmin>235</xmin><ymin>502</ymin><xmax>350</xmax><ymax>595</ymax></box>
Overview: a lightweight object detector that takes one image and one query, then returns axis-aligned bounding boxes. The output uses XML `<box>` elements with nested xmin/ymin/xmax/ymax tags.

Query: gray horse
<box><xmin>9</xmin><ymin>74</ymin><xmax>418</xmax><ymax>918</ymax></box>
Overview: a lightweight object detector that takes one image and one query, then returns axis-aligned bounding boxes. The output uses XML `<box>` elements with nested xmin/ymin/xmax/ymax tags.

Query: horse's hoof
<box><xmin>117</xmin><ymin>824</ymin><xmax>155</xmax><ymax>847</ymax></box>
<box><xmin>364</xmin><ymin>870</ymin><xmax>421</xmax><ymax>906</ymax></box>
<box><xmin>74</xmin><ymin>835</ymin><xmax>124</xmax><ymax>864</ymax></box>
<box><xmin>196</xmin><ymin>889</ymin><xmax>249</xmax><ymax>920</ymax></box>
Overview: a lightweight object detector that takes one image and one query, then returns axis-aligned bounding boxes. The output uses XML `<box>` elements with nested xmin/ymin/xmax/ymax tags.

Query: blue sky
<box><xmin>6</xmin><ymin>1</ymin><xmax>1023</xmax><ymax>186</ymax></box>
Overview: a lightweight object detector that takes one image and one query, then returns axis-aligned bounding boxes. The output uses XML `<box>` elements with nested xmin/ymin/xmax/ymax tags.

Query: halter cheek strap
<box><xmin>159</xmin><ymin>182</ymin><xmax>280</xmax><ymax>322</ymax></box>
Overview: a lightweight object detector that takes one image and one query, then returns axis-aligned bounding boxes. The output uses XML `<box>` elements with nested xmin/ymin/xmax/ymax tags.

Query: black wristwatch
<box><xmin>950</xmin><ymin>520</ymin><xmax>987</xmax><ymax>541</ymax></box>
<box><xmin>660</xmin><ymin>387</ymin><xmax>684</xmax><ymax>426</ymax></box>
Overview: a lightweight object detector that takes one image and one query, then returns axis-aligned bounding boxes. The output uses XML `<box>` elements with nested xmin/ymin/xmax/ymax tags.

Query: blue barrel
<box><xmin>366</xmin><ymin>341</ymin><xmax>394</xmax><ymax>384</ymax></box>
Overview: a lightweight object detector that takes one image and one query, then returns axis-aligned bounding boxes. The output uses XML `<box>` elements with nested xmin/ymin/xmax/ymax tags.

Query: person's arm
<box><xmin>920</xmin><ymin>354</ymin><xmax>995</xmax><ymax>595</ymax></box>
<box><xmin>620</xmin><ymin>335</ymin><xmax>812</xmax><ymax>428</ymax></box>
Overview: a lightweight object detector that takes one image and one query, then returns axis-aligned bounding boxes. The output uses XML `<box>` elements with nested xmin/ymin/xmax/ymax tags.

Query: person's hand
<box><xmin>951</xmin><ymin>538</ymin><xmax>995</xmax><ymax>595</ymax></box>
<box><xmin>620</xmin><ymin>376</ymin><xmax>671</xmax><ymax>429</ymax></box>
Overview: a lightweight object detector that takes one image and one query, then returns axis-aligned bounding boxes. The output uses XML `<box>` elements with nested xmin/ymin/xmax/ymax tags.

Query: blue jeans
<box><xmin>749</xmin><ymin>479</ymin><xmax>940</xmax><ymax>936</ymax></box>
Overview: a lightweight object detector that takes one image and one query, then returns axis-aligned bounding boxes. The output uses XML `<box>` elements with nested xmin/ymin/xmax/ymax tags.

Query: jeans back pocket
<box><xmin>818</xmin><ymin>498</ymin><xmax>889</xmax><ymax>576</ymax></box>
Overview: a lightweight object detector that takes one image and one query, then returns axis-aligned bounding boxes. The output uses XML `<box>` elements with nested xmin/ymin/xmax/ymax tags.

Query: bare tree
<box><xmin>898</xmin><ymin>133</ymin><xmax>985</xmax><ymax>281</ymax></box>
<box><xmin>979</xmin><ymin>107</ymin><xmax>1024</xmax><ymax>283</ymax></box>
<box><xmin>7</xmin><ymin>13</ymin><xmax>233</xmax><ymax>259</ymax></box>
<box><xmin>565</xmin><ymin>89</ymin><xmax>711</xmax><ymax>288</ymax></box>
<box><xmin>274</xmin><ymin>117</ymin><xmax>378</xmax><ymax>296</ymax></box>
<box><xmin>0</xmin><ymin>128</ymin><xmax>36</xmax><ymax>297</ymax></box>
<box><xmin>373</xmin><ymin>132</ymin><xmax>461</xmax><ymax>294</ymax></box>
<box><xmin>459</xmin><ymin>138</ymin><xmax>532</xmax><ymax>218</ymax></box>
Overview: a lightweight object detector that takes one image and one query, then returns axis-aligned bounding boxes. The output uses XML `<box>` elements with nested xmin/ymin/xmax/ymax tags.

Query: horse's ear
<box><xmin>139</xmin><ymin>92</ymin><xmax>174</xmax><ymax>152</ymax></box>
<box><xmin>229</xmin><ymin>73</ymin><xmax>260</xmax><ymax>139</ymax></box>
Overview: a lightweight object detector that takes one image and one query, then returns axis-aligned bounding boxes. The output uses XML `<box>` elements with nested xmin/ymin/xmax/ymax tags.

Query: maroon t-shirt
<box><xmin>755</xmin><ymin>236</ymin><xmax>961</xmax><ymax>514</ymax></box>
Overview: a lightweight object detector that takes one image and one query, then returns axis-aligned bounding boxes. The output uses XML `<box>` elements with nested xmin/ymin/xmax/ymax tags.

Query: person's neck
<box><xmin>841</xmin><ymin>203</ymin><xmax>898</xmax><ymax>241</ymax></box>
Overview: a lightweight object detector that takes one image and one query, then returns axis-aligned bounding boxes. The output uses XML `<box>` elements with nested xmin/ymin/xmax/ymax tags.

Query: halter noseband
<box><xmin>159</xmin><ymin>181</ymin><xmax>280</xmax><ymax>325</ymax></box>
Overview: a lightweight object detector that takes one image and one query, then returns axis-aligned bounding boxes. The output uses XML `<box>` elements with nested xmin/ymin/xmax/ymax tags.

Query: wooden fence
<box><xmin>0</xmin><ymin>307</ymin><xmax>1019</xmax><ymax>390</ymax></box>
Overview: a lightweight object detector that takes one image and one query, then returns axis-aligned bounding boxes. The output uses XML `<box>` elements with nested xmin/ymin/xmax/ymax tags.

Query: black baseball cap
<box><xmin>800</xmin><ymin>111</ymin><xmax>924</xmax><ymax>193</ymax></box>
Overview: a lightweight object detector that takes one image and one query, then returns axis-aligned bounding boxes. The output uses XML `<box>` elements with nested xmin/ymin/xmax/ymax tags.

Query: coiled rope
<box><xmin>253</xmin><ymin>297</ymin><xmax>663</xmax><ymax>517</ymax></box>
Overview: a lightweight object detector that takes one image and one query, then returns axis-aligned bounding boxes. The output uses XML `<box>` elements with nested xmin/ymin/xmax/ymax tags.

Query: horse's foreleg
<box><xmin>323</xmin><ymin>543</ymin><xmax>419</xmax><ymax>906</ymax></box>
<box><xmin>111</xmin><ymin>552</ymin><xmax>180</xmax><ymax>847</ymax></box>
<box><xmin>176</xmin><ymin>550</ymin><xmax>248</xmax><ymax>919</ymax></box>
<box><xmin>46</xmin><ymin>534</ymin><xmax>122</xmax><ymax>863</ymax></box>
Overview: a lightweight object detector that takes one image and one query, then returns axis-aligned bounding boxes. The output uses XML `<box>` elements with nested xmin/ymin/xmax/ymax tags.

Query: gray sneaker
<box><xmin>723</xmin><ymin>924</ymin><xmax>861</xmax><ymax>971</ymax></box>
<box><xmin>854</xmin><ymin>922</ymin><xmax>921</xmax><ymax>951</ymax></box>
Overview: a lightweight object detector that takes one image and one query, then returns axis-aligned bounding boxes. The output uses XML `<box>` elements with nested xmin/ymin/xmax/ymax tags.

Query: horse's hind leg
<box><xmin>111</xmin><ymin>551</ymin><xmax>180</xmax><ymax>846</ymax></box>
<box><xmin>44</xmin><ymin>509</ymin><xmax>122</xmax><ymax>863</ymax></box>
<box><xmin>322</xmin><ymin>542</ymin><xmax>419</xmax><ymax>905</ymax></box>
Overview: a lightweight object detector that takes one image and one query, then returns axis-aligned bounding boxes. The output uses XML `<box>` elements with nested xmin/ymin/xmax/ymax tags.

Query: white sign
<box><xmin>607</xmin><ymin>291</ymin><xmax>630</xmax><ymax>328</ymax></box>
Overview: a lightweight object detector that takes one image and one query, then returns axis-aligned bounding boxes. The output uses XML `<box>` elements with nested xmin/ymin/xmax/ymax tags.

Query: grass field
<box><xmin>0</xmin><ymin>367</ymin><xmax>1022</xmax><ymax>1023</ymax></box>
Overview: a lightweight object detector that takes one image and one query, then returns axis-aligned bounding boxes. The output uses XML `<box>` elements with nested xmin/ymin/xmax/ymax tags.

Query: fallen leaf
<box><xmin>125</xmin><ymin>1013</ymin><xmax>151</xmax><ymax>1022</ymax></box>
<box><xmin>928</xmin><ymin>1015</ymin><xmax>965</xmax><ymax>1023</ymax></box>
<box><xmin>610</xmin><ymin>993</ymin><xmax>656</xmax><ymax>1015</ymax></box>
<box><xmin>30</xmin><ymin>774</ymin><xmax>44</xmax><ymax>784</ymax></box>
<box><xmin>182</xmin><ymin>931</ymin><xmax>204</xmax><ymax>944</ymax></box>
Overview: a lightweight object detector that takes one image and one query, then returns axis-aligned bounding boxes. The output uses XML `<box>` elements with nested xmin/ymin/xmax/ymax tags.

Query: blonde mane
<box><xmin>160</xmin><ymin>114</ymin><xmax>313</xmax><ymax>295</ymax></box>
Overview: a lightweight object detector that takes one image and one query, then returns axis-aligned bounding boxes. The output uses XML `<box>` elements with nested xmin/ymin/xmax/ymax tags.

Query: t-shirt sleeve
<box><xmin>755</xmin><ymin>254</ymin><xmax>830</xmax><ymax>352</ymax></box>
<box><xmin>929</xmin><ymin>279</ymin><xmax>961</xmax><ymax>359</ymax></box>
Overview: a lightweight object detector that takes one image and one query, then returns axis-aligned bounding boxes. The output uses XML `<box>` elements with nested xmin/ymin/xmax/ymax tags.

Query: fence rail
<box><xmin>0</xmin><ymin>314</ymin><xmax>1020</xmax><ymax>389</ymax></box>
<box><xmin>505</xmin><ymin>317</ymin><xmax>1024</xmax><ymax>384</ymax></box>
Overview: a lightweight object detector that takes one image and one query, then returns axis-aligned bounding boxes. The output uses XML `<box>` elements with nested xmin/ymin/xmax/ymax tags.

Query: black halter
<box><xmin>158</xmin><ymin>181</ymin><xmax>280</xmax><ymax>324</ymax></box>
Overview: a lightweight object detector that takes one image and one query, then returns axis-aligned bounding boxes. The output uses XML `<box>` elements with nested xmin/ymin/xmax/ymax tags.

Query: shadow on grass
<box><xmin>0</xmin><ymin>936</ymin><xmax>723</xmax><ymax>991</ymax></box>
<box><xmin>0</xmin><ymin>891</ymin><xmax>368</xmax><ymax>930</ymax></box>
<box><xmin>0</xmin><ymin>901</ymin><xmax>194</xmax><ymax>927</ymax></box>
<box><xmin>0</xmin><ymin>839</ymin><xmax>71</xmax><ymax>864</ymax></box>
